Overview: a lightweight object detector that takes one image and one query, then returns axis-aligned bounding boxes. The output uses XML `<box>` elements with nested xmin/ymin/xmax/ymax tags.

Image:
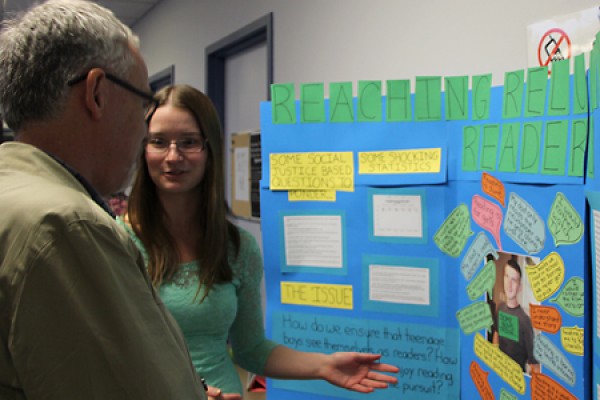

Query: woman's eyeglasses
<box><xmin>145</xmin><ymin>135</ymin><xmax>208</xmax><ymax>153</ymax></box>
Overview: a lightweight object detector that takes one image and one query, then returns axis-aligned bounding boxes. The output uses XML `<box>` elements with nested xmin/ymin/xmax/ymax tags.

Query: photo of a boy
<box><xmin>488</xmin><ymin>253</ymin><xmax>540</xmax><ymax>375</ymax></box>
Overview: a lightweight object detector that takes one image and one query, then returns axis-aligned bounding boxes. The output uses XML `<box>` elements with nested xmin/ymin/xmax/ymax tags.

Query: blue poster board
<box><xmin>259</xmin><ymin>40</ymin><xmax>598</xmax><ymax>399</ymax></box>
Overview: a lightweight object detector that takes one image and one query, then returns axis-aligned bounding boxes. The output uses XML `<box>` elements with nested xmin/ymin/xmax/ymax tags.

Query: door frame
<box><xmin>205</xmin><ymin>12</ymin><xmax>273</xmax><ymax>127</ymax></box>
<box><xmin>149</xmin><ymin>65</ymin><xmax>175</xmax><ymax>92</ymax></box>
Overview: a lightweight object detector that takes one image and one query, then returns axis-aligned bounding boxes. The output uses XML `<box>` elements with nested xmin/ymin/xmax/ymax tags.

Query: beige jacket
<box><xmin>0</xmin><ymin>142</ymin><xmax>206</xmax><ymax>399</ymax></box>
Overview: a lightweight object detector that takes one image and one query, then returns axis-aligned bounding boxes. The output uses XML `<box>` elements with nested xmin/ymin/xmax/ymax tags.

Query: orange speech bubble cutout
<box><xmin>531</xmin><ymin>372</ymin><xmax>577</xmax><ymax>400</ymax></box>
<box><xmin>470</xmin><ymin>361</ymin><xmax>495</xmax><ymax>400</ymax></box>
<box><xmin>481</xmin><ymin>172</ymin><xmax>505</xmax><ymax>207</ymax></box>
<box><xmin>530</xmin><ymin>304</ymin><xmax>562</xmax><ymax>334</ymax></box>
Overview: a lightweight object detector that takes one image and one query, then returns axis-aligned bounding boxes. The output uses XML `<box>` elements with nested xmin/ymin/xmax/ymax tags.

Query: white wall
<box><xmin>136</xmin><ymin>0</ymin><xmax>598</xmax><ymax>89</ymax></box>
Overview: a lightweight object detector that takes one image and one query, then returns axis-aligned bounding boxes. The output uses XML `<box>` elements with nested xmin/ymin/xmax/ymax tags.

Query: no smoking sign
<box><xmin>537</xmin><ymin>28</ymin><xmax>572</xmax><ymax>67</ymax></box>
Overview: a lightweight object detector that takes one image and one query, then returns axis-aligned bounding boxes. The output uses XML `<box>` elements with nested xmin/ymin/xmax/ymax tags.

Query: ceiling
<box><xmin>1</xmin><ymin>0</ymin><xmax>161</xmax><ymax>27</ymax></box>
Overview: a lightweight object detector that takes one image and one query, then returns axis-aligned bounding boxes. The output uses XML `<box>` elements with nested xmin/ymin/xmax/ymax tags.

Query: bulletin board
<box><xmin>231</xmin><ymin>130</ymin><xmax>261</xmax><ymax>219</ymax></box>
<box><xmin>259</xmin><ymin>34</ymin><xmax>600</xmax><ymax>400</ymax></box>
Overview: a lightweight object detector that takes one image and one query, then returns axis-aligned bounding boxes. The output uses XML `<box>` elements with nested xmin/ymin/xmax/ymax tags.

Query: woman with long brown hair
<box><xmin>119</xmin><ymin>84</ymin><xmax>398</xmax><ymax>398</ymax></box>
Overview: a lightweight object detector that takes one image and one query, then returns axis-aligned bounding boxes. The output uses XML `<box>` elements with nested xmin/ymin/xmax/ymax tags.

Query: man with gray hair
<box><xmin>0</xmin><ymin>1</ymin><xmax>207</xmax><ymax>398</ymax></box>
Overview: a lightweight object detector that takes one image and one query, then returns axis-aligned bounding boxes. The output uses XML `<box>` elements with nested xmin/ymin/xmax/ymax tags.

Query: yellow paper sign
<box><xmin>561</xmin><ymin>326</ymin><xmax>584</xmax><ymax>356</ymax></box>
<box><xmin>270</xmin><ymin>152</ymin><xmax>354</xmax><ymax>191</ymax></box>
<box><xmin>473</xmin><ymin>333</ymin><xmax>525</xmax><ymax>394</ymax></box>
<box><xmin>281</xmin><ymin>281</ymin><xmax>353</xmax><ymax>310</ymax></box>
<box><xmin>288</xmin><ymin>190</ymin><xmax>337</xmax><ymax>202</ymax></box>
<box><xmin>526</xmin><ymin>252</ymin><xmax>565</xmax><ymax>302</ymax></box>
<box><xmin>358</xmin><ymin>148</ymin><xmax>441</xmax><ymax>174</ymax></box>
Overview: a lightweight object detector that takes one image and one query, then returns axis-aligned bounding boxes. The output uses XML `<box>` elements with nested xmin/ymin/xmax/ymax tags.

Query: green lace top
<box><xmin>117</xmin><ymin>218</ymin><xmax>278</xmax><ymax>394</ymax></box>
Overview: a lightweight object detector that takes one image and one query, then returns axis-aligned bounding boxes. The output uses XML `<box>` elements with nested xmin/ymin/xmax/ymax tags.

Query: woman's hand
<box><xmin>206</xmin><ymin>385</ymin><xmax>243</xmax><ymax>400</ymax></box>
<box><xmin>319</xmin><ymin>352</ymin><xmax>399</xmax><ymax>393</ymax></box>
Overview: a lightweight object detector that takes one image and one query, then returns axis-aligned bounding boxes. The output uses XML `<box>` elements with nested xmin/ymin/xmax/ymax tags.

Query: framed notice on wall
<box><xmin>231</xmin><ymin>130</ymin><xmax>261</xmax><ymax>219</ymax></box>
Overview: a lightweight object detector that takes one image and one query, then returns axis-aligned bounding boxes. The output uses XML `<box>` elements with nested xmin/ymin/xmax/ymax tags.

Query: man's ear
<box><xmin>84</xmin><ymin>68</ymin><xmax>107</xmax><ymax>120</ymax></box>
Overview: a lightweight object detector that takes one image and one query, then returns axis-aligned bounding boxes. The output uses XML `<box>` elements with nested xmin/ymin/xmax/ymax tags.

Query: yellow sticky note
<box><xmin>358</xmin><ymin>148</ymin><xmax>442</xmax><ymax>174</ymax></box>
<box><xmin>281</xmin><ymin>281</ymin><xmax>353</xmax><ymax>310</ymax></box>
<box><xmin>561</xmin><ymin>326</ymin><xmax>584</xmax><ymax>356</ymax></box>
<box><xmin>526</xmin><ymin>252</ymin><xmax>565</xmax><ymax>302</ymax></box>
<box><xmin>270</xmin><ymin>152</ymin><xmax>354</xmax><ymax>191</ymax></box>
<box><xmin>473</xmin><ymin>333</ymin><xmax>525</xmax><ymax>394</ymax></box>
<box><xmin>288</xmin><ymin>190</ymin><xmax>337</xmax><ymax>202</ymax></box>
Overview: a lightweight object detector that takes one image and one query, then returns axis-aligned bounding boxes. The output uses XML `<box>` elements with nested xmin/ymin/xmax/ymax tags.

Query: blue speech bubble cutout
<box><xmin>503</xmin><ymin>192</ymin><xmax>545</xmax><ymax>254</ymax></box>
<box><xmin>461</xmin><ymin>232</ymin><xmax>498</xmax><ymax>281</ymax></box>
<box><xmin>534</xmin><ymin>334</ymin><xmax>576</xmax><ymax>386</ymax></box>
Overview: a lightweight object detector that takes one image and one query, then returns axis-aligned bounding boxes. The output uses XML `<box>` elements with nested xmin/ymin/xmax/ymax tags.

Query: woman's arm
<box><xmin>263</xmin><ymin>346</ymin><xmax>399</xmax><ymax>393</ymax></box>
<box><xmin>230</xmin><ymin>231</ymin><xmax>398</xmax><ymax>393</ymax></box>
